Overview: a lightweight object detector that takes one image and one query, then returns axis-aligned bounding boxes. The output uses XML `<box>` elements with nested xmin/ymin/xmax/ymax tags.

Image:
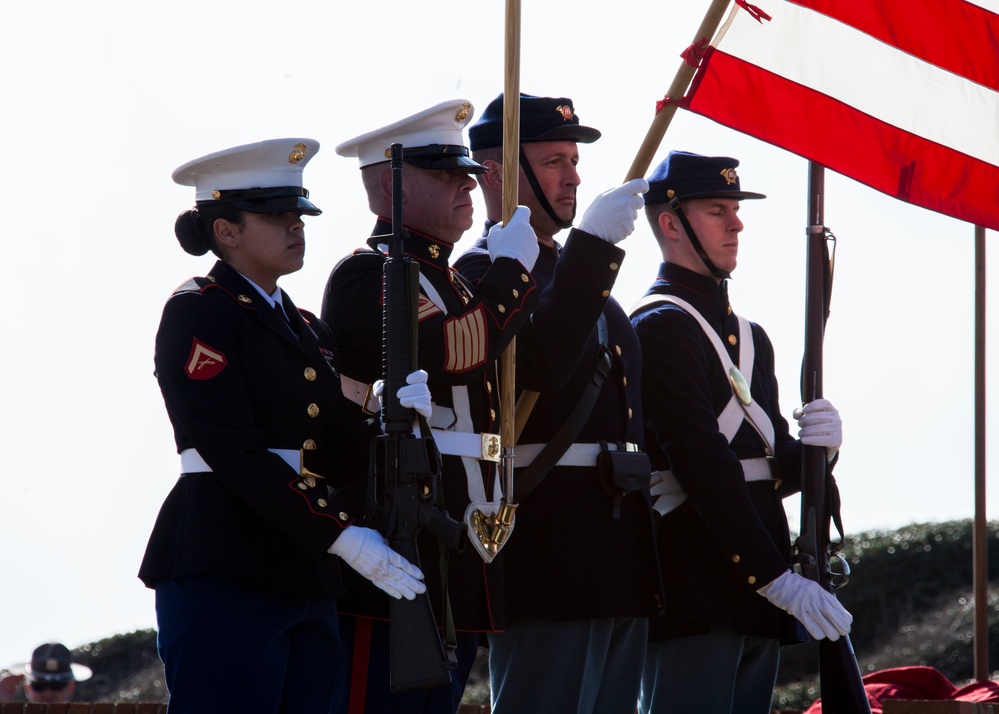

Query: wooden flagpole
<box><xmin>510</xmin><ymin>0</ymin><xmax>734</xmax><ymax>442</ymax></box>
<box><xmin>500</xmin><ymin>0</ymin><xmax>520</xmax><ymax>452</ymax></box>
<box><xmin>492</xmin><ymin>0</ymin><xmax>521</xmax><ymax>548</ymax></box>
<box><xmin>624</xmin><ymin>0</ymin><xmax>732</xmax><ymax>181</ymax></box>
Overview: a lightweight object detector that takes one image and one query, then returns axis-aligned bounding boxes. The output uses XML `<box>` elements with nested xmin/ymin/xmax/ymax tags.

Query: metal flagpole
<box><xmin>974</xmin><ymin>224</ymin><xmax>988</xmax><ymax>680</ymax></box>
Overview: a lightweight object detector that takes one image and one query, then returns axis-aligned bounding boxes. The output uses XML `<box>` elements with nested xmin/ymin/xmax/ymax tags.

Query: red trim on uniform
<box><xmin>198</xmin><ymin>280</ymin><xmax>259</xmax><ymax>310</ymax></box>
<box><xmin>482</xmin><ymin>282</ymin><xmax>537</xmax><ymax>331</ymax></box>
<box><xmin>286</xmin><ymin>481</ymin><xmax>352</xmax><ymax>524</ymax></box>
<box><xmin>417</xmin><ymin>293</ymin><xmax>444</xmax><ymax>322</ymax></box>
<box><xmin>348</xmin><ymin>617</ymin><xmax>375</xmax><ymax>714</ymax></box>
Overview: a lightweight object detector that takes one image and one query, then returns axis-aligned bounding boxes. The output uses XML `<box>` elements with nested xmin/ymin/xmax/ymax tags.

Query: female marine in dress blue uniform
<box><xmin>138</xmin><ymin>139</ymin><xmax>428</xmax><ymax>714</ymax></box>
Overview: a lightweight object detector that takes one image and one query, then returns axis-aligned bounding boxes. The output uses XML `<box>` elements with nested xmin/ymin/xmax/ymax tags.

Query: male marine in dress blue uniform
<box><xmin>630</xmin><ymin>151</ymin><xmax>851</xmax><ymax>713</ymax></box>
<box><xmin>454</xmin><ymin>94</ymin><xmax>663</xmax><ymax>714</ymax></box>
<box><xmin>321</xmin><ymin>100</ymin><xmax>541</xmax><ymax>714</ymax></box>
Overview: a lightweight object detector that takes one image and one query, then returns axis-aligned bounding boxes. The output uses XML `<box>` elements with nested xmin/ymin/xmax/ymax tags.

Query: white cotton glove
<box><xmin>576</xmin><ymin>178</ymin><xmax>650</xmax><ymax>245</ymax></box>
<box><xmin>794</xmin><ymin>398</ymin><xmax>843</xmax><ymax>461</ymax></box>
<box><xmin>329</xmin><ymin>525</ymin><xmax>427</xmax><ymax>600</ymax></box>
<box><xmin>487</xmin><ymin>205</ymin><xmax>540</xmax><ymax>272</ymax></box>
<box><xmin>373</xmin><ymin>370</ymin><xmax>433</xmax><ymax>419</ymax></box>
<box><xmin>757</xmin><ymin>569</ymin><xmax>852</xmax><ymax>641</ymax></box>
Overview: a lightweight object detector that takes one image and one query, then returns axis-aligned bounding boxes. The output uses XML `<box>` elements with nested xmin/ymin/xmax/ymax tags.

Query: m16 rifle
<box><xmin>369</xmin><ymin>143</ymin><xmax>466</xmax><ymax>692</ymax></box>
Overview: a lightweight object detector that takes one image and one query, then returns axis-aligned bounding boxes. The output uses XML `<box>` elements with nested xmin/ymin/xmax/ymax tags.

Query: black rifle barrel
<box><xmin>800</xmin><ymin>161</ymin><xmax>871</xmax><ymax>713</ymax></box>
<box><xmin>379</xmin><ymin>143</ymin><xmax>456</xmax><ymax>692</ymax></box>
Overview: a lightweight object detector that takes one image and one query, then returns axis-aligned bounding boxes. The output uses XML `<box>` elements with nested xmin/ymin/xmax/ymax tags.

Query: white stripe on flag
<box><xmin>712</xmin><ymin>1</ymin><xmax>999</xmax><ymax>166</ymax></box>
<box><xmin>968</xmin><ymin>0</ymin><xmax>999</xmax><ymax>13</ymax></box>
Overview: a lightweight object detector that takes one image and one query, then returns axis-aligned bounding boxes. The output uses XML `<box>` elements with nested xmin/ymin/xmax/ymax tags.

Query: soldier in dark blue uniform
<box><xmin>321</xmin><ymin>100</ymin><xmax>541</xmax><ymax>714</ymax></box>
<box><xmin>630</xmin><ymin>151</ymin><xmax>852</xmax><ymax>713</ymax></box>
<box><xmin>139</xmin><ymin>138</ymin><xmax>429</xmax><ymax>714</ymax></box>
<box><xmin>453</xmin><ymin>93</ymin><xmax>663</xmax><ymax>714</ymax></box>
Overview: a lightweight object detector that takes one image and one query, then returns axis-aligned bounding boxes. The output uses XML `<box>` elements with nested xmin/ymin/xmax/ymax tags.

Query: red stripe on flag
<box><xmin>685</xmin><ymin>49</ymin><xmax>999</xmax><ymax>231</ymax></box>
<box><xmin>789</xmin><ymin>0</ymin><xmax>999</xmax><ymax>90</ymax></box>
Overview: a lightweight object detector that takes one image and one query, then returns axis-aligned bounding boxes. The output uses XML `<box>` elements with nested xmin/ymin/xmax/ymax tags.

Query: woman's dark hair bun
<box><xmin>174</xmin><ymin>208</ymin><xmax>210</xmax><ymax>256</ymax></box>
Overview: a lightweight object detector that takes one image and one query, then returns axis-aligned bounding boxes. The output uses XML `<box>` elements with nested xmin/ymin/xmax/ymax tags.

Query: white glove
<box><xmin>373</xmin><ymin>370</ymin><xmax>433</xmax><ymax>419</ymax></box>
<box><xmin>794</xmin><ymin>398</ymin><xmax>842</xmax><ymax>461</ymax></box>
<box><xmin>487</xmin><ymin>206</ymin><xmax>540</xmax><ymax>272</ymax></box>
<box><xmin>577</xmin><ymin>178</ymin><xmax>649</xmax><ymax>245</ymax></box>
<box><xmin>757</xmin><ymin>569</ymin><xmax>852</xmax><ymax>641</ymax></box>
<box><xmin>329</xmin><ymin>526</ymin><xmax>426</xmax><ymax>600</ymax></box>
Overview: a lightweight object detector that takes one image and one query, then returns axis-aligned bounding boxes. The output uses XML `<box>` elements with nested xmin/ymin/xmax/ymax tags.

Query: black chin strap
<box><xmin>520</xmin><ymin>146</ymin><xmax>575</xmax><ymax>230</ymax></box>
<box><xmin>670</xmin><ymin>198</ymin><xmax>730</xmax><ymax>280</ymax></box>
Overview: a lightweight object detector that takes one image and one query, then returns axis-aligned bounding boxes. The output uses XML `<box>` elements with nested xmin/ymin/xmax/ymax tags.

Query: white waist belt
<box><xmin>514</xmin><ymin>442</ymin><xmax>638</xmax><ymax>469</ymax></box>
<box><xmin>651</xmin><ymin>457</ymin><xmax>775</xmax><ymax>516</ymax></box>
<box><xmin>180</xmin><ymin>448</ymin><xmax>301</xmax><ymax>474</ymax></box>
<box><xmin>340</xmin><ymin>374</ymin><xmax>379</xmax><ymax>414</ymax></box>
<box><xmin>431</xmin><ymin>429</ymin><xmax>501</xmax><ymax>462</ymax></box>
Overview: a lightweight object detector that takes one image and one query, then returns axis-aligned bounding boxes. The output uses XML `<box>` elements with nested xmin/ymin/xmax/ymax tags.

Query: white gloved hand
<box><xmin>329</xmin><ymin>526</ymin><xmax>426</xmax><ymax>600</ymax></box>
<box><xmin>373</xmin><ymin>370</ymin><xmax>433</xmax><ymax>419</ymax></box>
<box><xmin>487</xmin><ymin>206</ymin><xmax>540</xmax><ymax>272</ymax></box>
<box><xmin>794</xmin><ymin>398</ymin><xmax>842</xmax><ymax>461</ymax></box>
<box><xmin>757</xmin><ymin>569</ymin><xmax>852</xmax><ymax>641</ymax></box>
<box><xmin>577</xmin><ymin>178</ymin><xmax>650</xmax><ymax>245</ymax></box>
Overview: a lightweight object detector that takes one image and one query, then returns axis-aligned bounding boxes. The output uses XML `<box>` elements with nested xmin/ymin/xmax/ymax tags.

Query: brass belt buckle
<box><xmin>481</xmin><ymin>433</ymin><xmax>501</xmax><ymax>462</ymax></box>
<box><xmin>766</xmin><ymin>455</ymin><xmax>781</xmax><ymax>490</ymax></box>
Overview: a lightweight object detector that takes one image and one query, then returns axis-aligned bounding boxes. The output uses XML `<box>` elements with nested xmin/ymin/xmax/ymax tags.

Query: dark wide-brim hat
<box><xmin>468</xmin><ymin>93</ymin><xmax>601</xmax><ymax>152</ymax></box>
<box><xmin>645</xmin><ymin>150</ymin><xmax>766</xmax><ymax>205</ymax></box>
<box><xmin>15</xmin><ymin>643</ymin><xmax>92</xmax><ymax>683</ymax></box>
<box><xmin>172</xmin><ymin>138</ymin><xmax>322</xmax><ymax>216</ymax></box>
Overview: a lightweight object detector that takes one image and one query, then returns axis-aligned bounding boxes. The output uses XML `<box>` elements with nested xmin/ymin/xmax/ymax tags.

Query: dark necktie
<box><xmin>273</xmin><ymin>302</ymin><xmax>298</xmax><ymax>341</ymax></box>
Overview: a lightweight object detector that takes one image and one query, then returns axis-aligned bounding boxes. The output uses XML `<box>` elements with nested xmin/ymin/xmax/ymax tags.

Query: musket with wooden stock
<box><xmin>796</xmin><ymin>162</ymin><xmax>871</xmax><ymax>713</ymax></box>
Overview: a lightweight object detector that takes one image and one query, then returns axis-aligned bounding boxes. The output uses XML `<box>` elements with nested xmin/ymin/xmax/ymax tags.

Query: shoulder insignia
<box><xmin>186</xmin><ymin>338</ymin><xmax>227</xmax><ymax>380</ymax></box>
<box><xmin>417</xmin><ymin>294</ymin><xmax>443</xmax><ymax>322</ymax></box>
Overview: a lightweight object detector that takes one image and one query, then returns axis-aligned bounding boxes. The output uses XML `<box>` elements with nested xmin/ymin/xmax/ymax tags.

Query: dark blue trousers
<box><xmin>488</xmin><ymin>616</ymin><xmax>648</xmax><ymax>714</ymax></box>
<box><xmin>639</xmin><ymin>626</ymin><xmax>780</xmax><ymax>714</ymax></box>
<box><xmin>155</xmin><ymin>577</ymin><xmax>342</xmax><ymax>714</ymax></box>
<box><xmin>331</xmin><ymin>615</ymin><xmax>479</xmax><ymax>714</ymax></box>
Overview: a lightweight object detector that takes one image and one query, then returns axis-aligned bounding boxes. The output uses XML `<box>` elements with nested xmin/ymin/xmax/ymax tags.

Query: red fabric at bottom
<box><xmin>348</xmin><ymin>617</ymin><xmax>374</xmax><ymax>714</ymax></box>
<box><xmin>805</xmin><ymin>665</ymin><xmax>999</xmax><ymax>713</ymax></box>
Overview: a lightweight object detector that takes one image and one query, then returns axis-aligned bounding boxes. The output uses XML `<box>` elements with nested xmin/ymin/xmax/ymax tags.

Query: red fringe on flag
<box><xmin>655</xmin><ymin>96</ymin><xmax>681</xmax><ymax>114</ymax></box>
<box><xmin>680</xmin><ymin>38</ymin><xmax>710</xmax><ymax>68</ymax></box>
<box><xmin>735</xmin><ymin>0</ymin><xmax>772</xmax><ymax>23</ymax></box>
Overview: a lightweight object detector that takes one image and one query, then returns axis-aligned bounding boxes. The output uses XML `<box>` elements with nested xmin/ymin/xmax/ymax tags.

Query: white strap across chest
<box><xmin>632</xmin><ymin>294</ymin><xmax>776</xmax><ymax>451</ymax></box>
<box><xmin>419</xmin><ymin>274</ymin><xmax>502</xmax><ymax>504</ymax></box>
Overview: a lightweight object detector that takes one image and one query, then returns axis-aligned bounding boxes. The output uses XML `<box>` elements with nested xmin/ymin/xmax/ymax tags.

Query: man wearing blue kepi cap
<box><xmin>454</xmin><ymin>93</ymin><xmax>662</xmax><ymax>714</ymax></box>
<box><xmin>630</xmin><ymin>151</ymin><xmax>852</xmax><ymax>713</ymax></box>
<box><xmin>322</xmin><ymin>99</ymin><xmax>541</xmax><ymax>714</ymax></box>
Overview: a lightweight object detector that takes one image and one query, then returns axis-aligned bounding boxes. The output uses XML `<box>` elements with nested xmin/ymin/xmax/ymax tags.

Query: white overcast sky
<box><xmin>1</xmin><ymin>0</ymin><xmax>995</xmax><ymax>670</ymax></box>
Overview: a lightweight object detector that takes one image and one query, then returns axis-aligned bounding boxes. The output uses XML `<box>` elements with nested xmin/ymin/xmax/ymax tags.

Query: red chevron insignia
<box><xmin>186</xmin><ymin>338</ymin><xmax>227</xmax><ymax>380</ymax></box>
